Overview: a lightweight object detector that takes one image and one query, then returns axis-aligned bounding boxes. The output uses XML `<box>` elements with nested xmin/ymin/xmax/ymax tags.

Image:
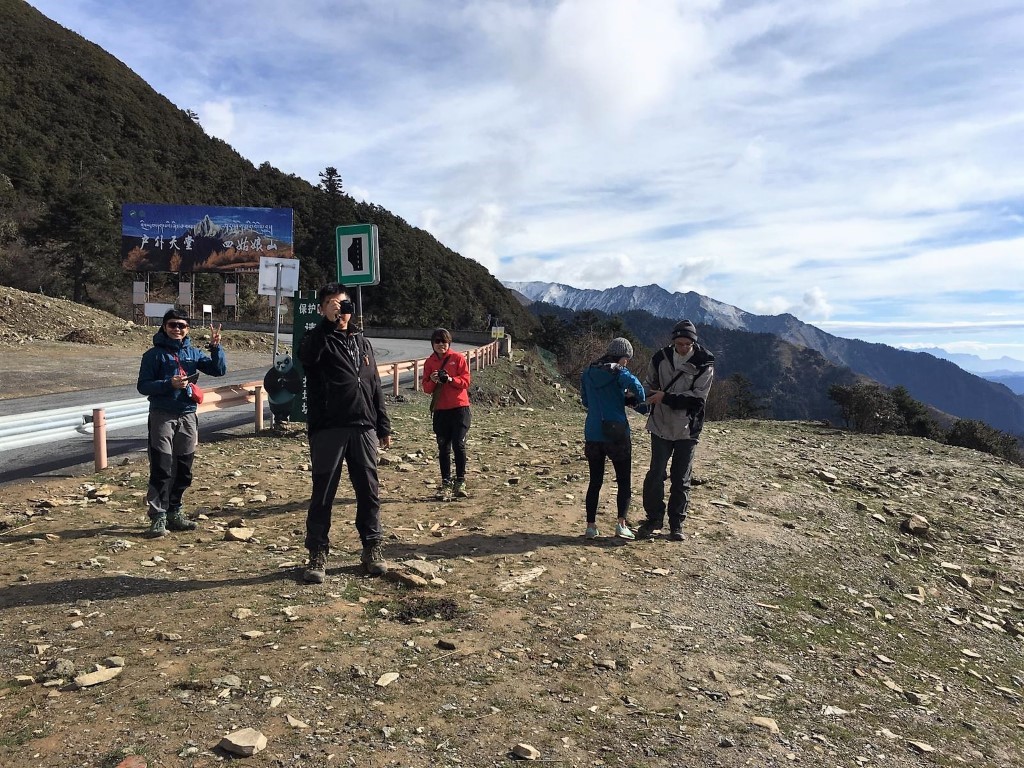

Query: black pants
<box><xmin>642</xmin><ymin>434</ymin><xmax>697</xmax><ymax>530</ymax></box>
<box><xmin>584</xmin><ymin>439</ymin><xmax>632</xmax><ymax>524</ymax></box>
<box><xmin>433</xmin><ymin>406</ymin><xmax>471</xmax><ymax>481</ymax></box>
<box><xmin>306</xmin><ymin>427</ymin><xmax>381</xmax><ymax>551</ymax></box>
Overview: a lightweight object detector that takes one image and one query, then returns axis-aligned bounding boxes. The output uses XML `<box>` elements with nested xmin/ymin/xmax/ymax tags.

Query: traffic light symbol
<box><xmin>347</xmin><ymin>238</ymin><xmax>364</xmax><ymax>271</ymax></box>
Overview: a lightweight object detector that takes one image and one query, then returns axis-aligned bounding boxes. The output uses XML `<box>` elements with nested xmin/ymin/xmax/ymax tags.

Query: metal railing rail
<box><xmin>0</xmin><ymin>340</ymin><xmax>502</xmax><ymax>470</ymax></box>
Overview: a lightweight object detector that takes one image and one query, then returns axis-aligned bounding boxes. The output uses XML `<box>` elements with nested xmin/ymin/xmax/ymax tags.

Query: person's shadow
<box><xmin>0</xmin><ymin>569</ymin><xmax>295</xmax><ymax>610</ymax></box>
<box><xmin>383</xmin><ymin>530</ymin><xmax>632</xmax><ymax>561</ymax></box>
<box><xmin>0</xmin><ymin>527</ymin><xmax>631</xmax><ymax>610</ymax></box>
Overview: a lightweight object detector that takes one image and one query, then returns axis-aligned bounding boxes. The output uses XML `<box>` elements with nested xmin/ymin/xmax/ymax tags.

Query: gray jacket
<box><xmin>643</xmin><ymin>344</ymin><xmax>715</xmax><ymax>441</ymax></box>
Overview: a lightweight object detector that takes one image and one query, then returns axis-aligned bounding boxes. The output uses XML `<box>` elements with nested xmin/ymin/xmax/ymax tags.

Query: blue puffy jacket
<box><xmin>580</xmin><ymin>359</ymin><xmax>645</xmax><ymax>443</ymax></box>
<box><xmin>137</xmin><ymin>331</ymin><xmax>227</xmax><ymax>415</ymax></box>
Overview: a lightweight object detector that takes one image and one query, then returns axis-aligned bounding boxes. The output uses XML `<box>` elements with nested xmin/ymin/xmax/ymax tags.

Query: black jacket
<box><xmin>299</xmin><ymin>320</ymin><xmax>391</xmax><ymax>437</ymax></box>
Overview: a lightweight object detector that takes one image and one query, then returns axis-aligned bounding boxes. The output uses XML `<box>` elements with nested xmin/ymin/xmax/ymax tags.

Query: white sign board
<box><xmin>144</xmin><ymin>302</ymin><xmax>175</xmax><ymax>320</ymax></box>
<box><xmin>258</xmin><ymin>257</ymin><xmax>300</xmax><ymax>297</ymax></box>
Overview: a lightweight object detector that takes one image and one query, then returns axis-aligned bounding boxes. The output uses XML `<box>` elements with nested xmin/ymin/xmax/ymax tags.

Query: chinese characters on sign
<box><xmin>289</xmin><ymin>292</ymin><xmax>323</xmax><ymax>422</ymax></box>
<box><xmin>121</xmin><ymin>204</ymin><xmax>294</xmax><ymax>273</ymax></box>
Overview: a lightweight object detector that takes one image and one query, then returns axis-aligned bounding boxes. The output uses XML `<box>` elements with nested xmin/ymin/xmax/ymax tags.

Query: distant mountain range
<box><xmin>505</xmin><ymin>281</ymin><xmax>1024</xmax><ymax>435</ymax></box>
<box><xmin>914</xmin><ymin>347</ymin><xmax>1024</xmax><ymax>375</ymax></box>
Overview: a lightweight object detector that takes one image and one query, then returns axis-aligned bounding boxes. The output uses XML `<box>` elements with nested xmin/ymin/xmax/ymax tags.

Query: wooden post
<box><xmin>254</xmin><ymin>386</ymin><xmax>264</xmax><ymax>433</ymax></box>
<box><xmin>392</xmin><ymin>363</ymin><xmax>400</xmax><ymax>396</ymax></box>
<box><xmin>92</xmin><ymin>408</ymin><xmax>107</xmax><ymax>471</ymax></box>
<box><xmin>413</xmin><ymin>359</ymin><xmax>421</xmax><ymax>392</ymax></box>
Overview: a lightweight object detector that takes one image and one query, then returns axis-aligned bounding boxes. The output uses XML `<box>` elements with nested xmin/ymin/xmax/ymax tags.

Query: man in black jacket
<box><xmin>299</xmin><ymin>283</ymin><xmax>392</xmax><ymax>583</ymax></box>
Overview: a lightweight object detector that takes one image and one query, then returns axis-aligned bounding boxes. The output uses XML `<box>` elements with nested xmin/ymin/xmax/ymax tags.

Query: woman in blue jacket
<box><xmin>137</xmin><ymin>309</ymin><xmax>226</xmax><ymax>537</ymax></box>
<box><xmin>580</xmin><ymin>337</ymin><xmax>645</xmax><ymax>540</ymax></box>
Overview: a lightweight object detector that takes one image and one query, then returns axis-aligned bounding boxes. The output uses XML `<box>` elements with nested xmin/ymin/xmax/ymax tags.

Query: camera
<box><xmin>438</xmin><ymin>370</ymin><xmax>451</xmax><ymax>383</ymax></box>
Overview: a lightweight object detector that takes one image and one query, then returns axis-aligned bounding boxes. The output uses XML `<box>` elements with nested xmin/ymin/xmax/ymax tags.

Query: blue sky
<box><xmin>28</xmin><ymin>0</ymin><xmax>1024</xmax><ymax>360</ymax></box>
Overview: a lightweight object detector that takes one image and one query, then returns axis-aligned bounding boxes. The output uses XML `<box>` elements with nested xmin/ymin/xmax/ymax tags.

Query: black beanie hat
<box><xmin>672</xmin><ymin>320</ymin><xmax>698</xmax><ymax>342</ymax></box>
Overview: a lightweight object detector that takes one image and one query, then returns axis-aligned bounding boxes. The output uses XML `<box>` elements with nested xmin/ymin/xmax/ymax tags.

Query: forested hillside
<box><xmin>0</xmin><ymin>0</ymin><xmax>534</xmax><ymax>336</ymax></box>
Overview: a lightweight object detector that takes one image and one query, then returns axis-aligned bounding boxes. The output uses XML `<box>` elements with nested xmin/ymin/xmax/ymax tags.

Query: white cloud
<box><xmin>199</xmin><ymin>100</ymin><xmax>236</xmax><ymax>142</ymax></box>
<box><xmin>22</xmin><ymin>0</ymin><xmax>1024</xmax><ymax>360</ymax></box>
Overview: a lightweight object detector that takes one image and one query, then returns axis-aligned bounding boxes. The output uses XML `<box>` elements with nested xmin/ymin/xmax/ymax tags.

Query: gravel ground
<box><xmin>1</xmin><ymin>287</ymin><xmax>1023</xmax><ymax>767</ymax></box>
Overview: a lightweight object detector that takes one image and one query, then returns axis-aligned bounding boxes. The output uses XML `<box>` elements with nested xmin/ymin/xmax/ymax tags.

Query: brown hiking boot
<box><xmin>360</xmin><ymin>542</ymin><xmax>388</xmax><ymax>576</ymax></box>
<box><xmin>303</xmin><ymin>548</ymin><xmax>328</xmax><ymax>584</ymax></box>
<box><xmin>435</xmin><ymin>479</ymin><xmax>454</xmax><ymax>502</ymax></box>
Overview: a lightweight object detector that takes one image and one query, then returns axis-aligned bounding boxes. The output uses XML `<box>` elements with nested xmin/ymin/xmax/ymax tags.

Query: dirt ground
<box><xmin>2</xmin><ymin>286</ymin><xmax>1024</xmax><ymax>767</ymax></box>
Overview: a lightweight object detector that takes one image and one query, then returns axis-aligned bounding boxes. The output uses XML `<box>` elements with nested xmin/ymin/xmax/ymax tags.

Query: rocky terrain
<box><xmin>1</xmin><ymin>294</ymin><xmax>1023</xmax><ymax>767</ymax></box>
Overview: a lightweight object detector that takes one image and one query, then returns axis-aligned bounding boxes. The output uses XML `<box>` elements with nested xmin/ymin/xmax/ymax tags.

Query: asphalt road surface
<box><xmin>0</xmin><ymin>337</ymin><xmax>458</xmax><ymax>485</ymax></box>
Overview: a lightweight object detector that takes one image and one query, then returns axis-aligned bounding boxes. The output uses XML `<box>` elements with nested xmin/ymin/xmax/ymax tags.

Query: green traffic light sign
<box><xmin>335</xmin><ymin>224</ymin><xmax>380</xmax><ymax>286</ymax></box>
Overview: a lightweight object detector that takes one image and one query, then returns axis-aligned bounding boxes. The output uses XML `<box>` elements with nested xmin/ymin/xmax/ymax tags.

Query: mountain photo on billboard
<box><xmin>120</xmin><ymin>204</ymin><xmax>294</xmax><ymax>273</ymax></box>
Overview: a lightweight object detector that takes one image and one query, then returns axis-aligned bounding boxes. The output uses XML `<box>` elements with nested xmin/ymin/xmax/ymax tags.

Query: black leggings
<box><xmin>584</xmin><ymin>440</ymin><xmax>632</xmax><ymax>524</ymax></box>
<box><xmin>433</xmin><ymin>406</ymin><xmax>472</xmax><ymax>481</ymax></box>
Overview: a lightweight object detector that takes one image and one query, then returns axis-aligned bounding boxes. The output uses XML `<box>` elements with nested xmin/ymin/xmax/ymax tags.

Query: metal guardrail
<box><xmin>0</xmin><ymin>340</ymin><xmax>501</xmax><ymax>470</ymax></box>
<box><xmin>0</xmin><ymin>399</ymin><xmax>150</xmax><ymax>452</ymax></box>
<box><xmin>0</xmin><ymin>384</ymin><xmax>264</xmax><ymax>455</ymax></box>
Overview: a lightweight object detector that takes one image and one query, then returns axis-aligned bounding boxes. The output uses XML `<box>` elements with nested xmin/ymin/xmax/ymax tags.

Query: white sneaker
<box><xmin>615</xmin><ymin>522</ymin><xmax>635</xmax><ymax>540</ymax></box>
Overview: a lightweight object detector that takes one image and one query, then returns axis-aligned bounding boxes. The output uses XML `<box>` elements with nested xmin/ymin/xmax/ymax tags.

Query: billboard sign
<box><xmin>121</xmin><ymin>203</ymin><xmax>294</xmax><ymax>273</ymax></box>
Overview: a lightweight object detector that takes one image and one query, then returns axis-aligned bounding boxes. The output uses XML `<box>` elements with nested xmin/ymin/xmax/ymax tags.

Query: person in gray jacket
<box><xmin>636</xmin><ymin>320</ymin><xmax>714</xmax><ymax>541</ymax></box>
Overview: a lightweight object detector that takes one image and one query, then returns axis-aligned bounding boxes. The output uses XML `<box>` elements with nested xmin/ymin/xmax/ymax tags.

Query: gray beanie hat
<box><xmin>606</xmin><ymin>337</ymin><xmax>633</xmax><ymax>359</ymax></box>
<box><xmin>672</xmin><ymin>320</ymin><xmax>698</xmax><ymax>342</ymax></box>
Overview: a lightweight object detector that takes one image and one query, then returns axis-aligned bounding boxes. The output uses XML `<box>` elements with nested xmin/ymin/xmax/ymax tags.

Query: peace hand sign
<box><xmin>211</xmin><ymin>323</ymin><xmax>222</xmax><ymax>347</ymax></box>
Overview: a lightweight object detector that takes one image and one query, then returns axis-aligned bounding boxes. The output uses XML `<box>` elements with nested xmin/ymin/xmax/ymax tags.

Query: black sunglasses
<box><xmin>165</xmin><ymin>321</ymin><xmax>189</xmax><ymax>330</ymax></box>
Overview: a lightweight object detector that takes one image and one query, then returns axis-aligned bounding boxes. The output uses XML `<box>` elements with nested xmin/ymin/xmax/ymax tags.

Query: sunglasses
<box><xmin>432</xmin><ymin>338</ymin><xmax>450</xmax><ymax>344</ymax></box>
<box><xmin>165</xmin><ymin>321</ymin><xmax>189</xmax><ymax>330</ymax></box>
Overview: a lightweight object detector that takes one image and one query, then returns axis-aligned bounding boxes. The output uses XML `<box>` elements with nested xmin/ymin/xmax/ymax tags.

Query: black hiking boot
<box><xmin>145</xmin><ymin>515</ymin><xmax>167</xmax><ymax>538</ymax></box>
<box><xmin>634</xmin><ymin>521</ymin><xmax>662</xmax><ymax>540</ymax></box>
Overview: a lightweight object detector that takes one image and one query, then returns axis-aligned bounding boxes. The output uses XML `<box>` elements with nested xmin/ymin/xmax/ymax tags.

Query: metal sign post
<box><xmin>272</xmin><ymin>264</ymin><xmax>283</xmax><ymax>358</ymax></box>
<box><xmin>258</xmin><ymin>256</ymin><xmax>300</xmax><ymax>361</ymax></box>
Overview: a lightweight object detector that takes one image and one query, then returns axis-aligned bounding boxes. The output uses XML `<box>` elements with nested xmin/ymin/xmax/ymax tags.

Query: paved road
<box><xmin>0</xmin><ymin>337</ymin><xmax>457</xmax><ymax>485</ymax></box>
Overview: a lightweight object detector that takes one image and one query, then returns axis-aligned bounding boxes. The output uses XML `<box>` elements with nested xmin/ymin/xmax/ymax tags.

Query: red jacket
<box><xmin>423</xmin><ymin>351</ymin><xmax>471</xmax><ymax>410</ymax></box>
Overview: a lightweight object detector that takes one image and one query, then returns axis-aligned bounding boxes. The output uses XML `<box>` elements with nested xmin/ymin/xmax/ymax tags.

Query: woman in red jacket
<box><xmin>422</xmin><ymin>328</ymin><xmax>472</xmax><ymax>501</ymax></box>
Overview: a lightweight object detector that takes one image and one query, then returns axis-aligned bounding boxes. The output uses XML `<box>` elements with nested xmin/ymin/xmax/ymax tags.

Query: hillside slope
<box><xmin>0</xmin><ymin>0</ymin><xmax>534</xmax><ymax>336</ymax></box>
